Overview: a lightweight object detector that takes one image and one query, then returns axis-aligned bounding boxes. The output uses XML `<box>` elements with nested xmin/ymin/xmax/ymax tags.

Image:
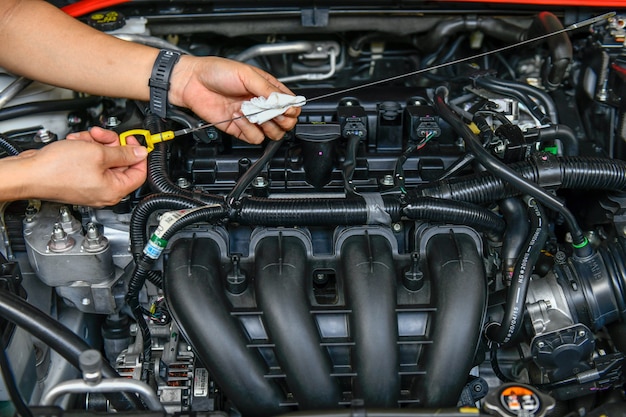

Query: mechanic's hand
<box><xmin>13</xmin><ymin>127</ymin><xmax>147</xmax><ymax>206</ymax></box>
<box><xmin>169</xmin><ymin>56</ymin><xmax>301</xmax><ymax>144</ymax></box>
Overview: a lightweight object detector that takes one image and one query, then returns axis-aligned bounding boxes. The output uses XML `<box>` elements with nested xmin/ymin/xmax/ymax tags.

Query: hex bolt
<box><xmin>392</xmin><ymin>223</ymin><xmax>402</xmax><ymax>233</ymax></box>
<box><xmin>48</xmin><ymin>222</ymin><xmax>75</xmax><ymax>252</ymax></box>
<box><xmin>79</xmin><ymin>349</ymin><xmax>103</xmax><ymax>385</ymax></box>
<box><xmin>82</xmin><ymin>222</ymin><xmax>109</xmax><ymax>253</ymax></box>
<box><xmin>578</xmin><ymin>330</ymin><xmax>586</xmax><ymax>337</ymax></box>
<box><xmin>35</xmin><ymin>129</ymin><xmax>56</xmax><ymax>144</ymax></box>
<box><xmin>86</xmin><ymin>223</ymin><xmax>99</xmax><ymax>240</ymax></box>
<box><xmin>252</xmin><ymin>176</ymin><xmax>268</xmax><ymax>188</ymax></box>
<box><xmin>60</xmin><ymin>206</ymin><xmax>72</xmax><ymax>223</ymax></box>
<box><xmin>177</xmin><ymin>177</ymin><xmax>191</xmax><ymax>189</ymax></box>
<box><xmin>106</xmin><ymin>116</ymin><xmax>121</xmax><ymax>128</ymax></box>
<box><xmin>380</xmin><ymin>175</ymin><xmax>395</xmax><ymax>187</ymax></box>
<box><xmin>52</xmin><ymin>223</ymin><xmax>66</xmax><ymax>240</ymax></box>
<box><xmin>537</xmin><ymin>341</ymin><xmax>545</xmax><ymax>348</ymax></box>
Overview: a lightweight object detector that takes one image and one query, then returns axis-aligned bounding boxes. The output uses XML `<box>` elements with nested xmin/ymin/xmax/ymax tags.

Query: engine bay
<box><xmin>2</xmin><ymin>1</ymin><xmax>626</xmax><ymax>416</ymax></box>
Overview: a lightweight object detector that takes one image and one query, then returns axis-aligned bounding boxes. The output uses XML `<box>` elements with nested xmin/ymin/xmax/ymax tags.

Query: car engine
<box><xmin>2</xmin><ymin>1</ymin><xmax>626</xmax><ymax>416</ymax></box>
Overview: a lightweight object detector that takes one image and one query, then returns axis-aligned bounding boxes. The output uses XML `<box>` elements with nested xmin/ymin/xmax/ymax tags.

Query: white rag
<box><xmin>241</xmin><ymin>92</ymin><xmax>306</xmax><ymax>125</ymax></box>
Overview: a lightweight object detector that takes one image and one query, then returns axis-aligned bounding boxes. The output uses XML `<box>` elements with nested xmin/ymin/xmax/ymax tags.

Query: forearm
<box><xmin>0</xmin><ymin>154</ymin><xmax>34</xmax><ymax>202</ymax></box>
<box><xmin>0</xmin><ymin>0</ymin><xmax>157</xmax><ymax>101</ymax></box>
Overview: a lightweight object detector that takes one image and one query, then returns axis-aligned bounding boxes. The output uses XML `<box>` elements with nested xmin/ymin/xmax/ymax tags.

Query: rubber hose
<box><xmin>525</xmin><ymin>11</ymin><xmax>572</xmax><ymax>90</ymax></box>
<box><xmin>0</xmin><ymin>290</ymin><xmax>144</xmax><ymax>411</ymax></box>
<box><xmin>402</xmin><ymin>196</ymin><xmax>505</xmax><ymax>237</ymax></box>
<box><xmin>474</xmin><ymin>77</ymin><xmax>552</xmax><ymax>125</ymax></box>
<box><xmin>433</xmin><ymin>87</ymin><xmax>587</xmax><ymax>250</ymax></box>
<box><xmin>0</xmin><ymin>133</ymin><xmax>21</xmax><ymax>156</ymax></box>
<box><xmin>418</xmin><ymin>16</ymin><xmax>525</xmax><ymax>52</ymax></box>
<box><xmin>526</xmin><ymin>124</ymin><xmax>578</xmax><ymax>157</ymax></box>
<box><xmin>0</xmin><ymin>97</ymin><xmax>102</xmax><ymax>122</ymax></box>
<box><xmin>481</xmin><ymin>77</ymin><xmax>559</xmax><ymax>125</ymax></box>
<box><xmin>486</xmin><ymin>199</ymin><xmax>548</xmax><ymax>345</ymax></box>
<box><xmin>416</xmin><ymin>157</ymin><xmax>626</xmax><ymax>204</ymax></box>
<box><xmin>499</xmin><ymin>197</ymin><xmax>530</xmax><ymax>274</ymax></box>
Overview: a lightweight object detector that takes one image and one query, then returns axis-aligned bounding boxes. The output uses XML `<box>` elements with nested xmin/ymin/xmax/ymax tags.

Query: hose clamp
<box><xmin>531</xmin><ymin>152</ymin><xmax>562</xmax><ymax>188</ymax></box>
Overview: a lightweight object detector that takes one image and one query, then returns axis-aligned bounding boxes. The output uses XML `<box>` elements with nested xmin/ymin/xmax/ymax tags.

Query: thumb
<box><xmin>102</xmin><ymin>145</ymin><xmax>148</xmax><ymax>168</ymax></box>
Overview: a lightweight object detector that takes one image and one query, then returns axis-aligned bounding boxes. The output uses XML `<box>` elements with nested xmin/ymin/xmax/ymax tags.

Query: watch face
<box><xmin>500</xmin><ymin>386</ymin><xmax>541</xmax><ymax>415</ymax></box>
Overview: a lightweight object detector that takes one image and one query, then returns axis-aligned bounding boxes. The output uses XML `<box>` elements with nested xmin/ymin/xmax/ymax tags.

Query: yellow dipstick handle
<box><xmin>119</xmin><ymin>129</ymin><xmax>177</xmax><ymax>153</ymax></box>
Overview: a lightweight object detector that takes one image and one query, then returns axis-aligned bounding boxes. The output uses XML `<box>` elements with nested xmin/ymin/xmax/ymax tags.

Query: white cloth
<box><xmin>241</xmin><ymin>92</ymin><xmax>306</xmax><ymax>124</ymax></box>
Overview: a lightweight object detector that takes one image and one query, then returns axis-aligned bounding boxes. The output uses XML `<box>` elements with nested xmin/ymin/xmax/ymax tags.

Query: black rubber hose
<box><xmin>417</xmin><ymin>16</ymin><xmax>525</xmax><ymax>53</ymax></box>
<box><xmin>226</xmin><ymin>139</ymin><xmax>282</xmax><ymax>204</ymax></box>
<box><xmin>129</xmin><ymin>193</ymin><xmax>207</xmax><ymax>258</ymax></box>
<box><xmin>481</xmin><ymin>77</ymin><xmax>559</xmax><ymax>124</ymax></box>
<box><xmin>499</xmin><ymin>197</ymin><xmax>530</xmax><ymax>275</ymax></box>
<box><xmin>474</xmin><ymin>76</ymin><xmax>552</xmax><ymax>125</ymax></box>
<box><xmin>0</xmin><ymin>97</ymin><xmax>102</xmax><ymax>122</ymax></box>
<box><xmin>525</xmin><ymin>11</ymin><xmax>572</xmax><ymax>90</ymax></box>
<box><xmin>416</xmin><ymin>156</ymin><xmax>626</xmax><ymax>204</ymax></box>
<box><xmin>0</xmin><ymin>290</ymin><xmax>144</xmax><ymax>411</ymax></box>
<box><xmin>486</xmin><ymin>199</ymin><xmax>548</xmax><ymax>346</ymax></box>
<box><xmin>525</xmin><ymin>124</ymin><xmax>579</xmax><ymax>157</ymax></box>
<box><xmin>402</xmin><ymin>196</ymin><xmax>505</xmax><ymax>237</ymax></box>
<box><xmin>0</xmin><ymin>133</ymin><xmax>21</xmax><ymax>156</ymax></box>
<box><xmin>433</xmin><ymin>87</ymin><xmax>588</xmax><ymax>252</ymax></box>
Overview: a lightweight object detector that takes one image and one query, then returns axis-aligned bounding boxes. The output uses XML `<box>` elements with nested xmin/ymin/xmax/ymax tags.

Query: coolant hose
<box><xmin>500</xmin><ymin>197</ymin><xmax>530</xmax><ymax>274</ymax></box>
<box><xmin>0</xmin><ymin>133</ymin><xmax>21</xmax><ymax>156</ymax></box>
<box><xmin>525</xmin><ymin>11</ymin><xmax>572</xmax><ymax>90</ymax></box>
<box><xmin>0</xmin><ymin>290</ymin><xmax>144</xmax><ymax>411</ymax></box>
<box><xmin>486</xmin><ymin>198</ymin><xmax>548</xmax><ymax>346</ymax></box>
<box><xmin>418</xmin><ymin>16</ymin><xmax>525</xmax><ymax>52</ymax></box>
<box><xmin>433</xmin><ymin>87</ymin><xmax>589</xmax><ymax>253</ymax></box>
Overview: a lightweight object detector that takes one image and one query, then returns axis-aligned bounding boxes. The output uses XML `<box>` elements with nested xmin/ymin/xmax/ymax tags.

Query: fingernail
<box><xmin>134</xmin><ymin>147</ymin><xmax>148</xmax><ymax>158</ymax></box>
<box><xmin>275</xmin><ymin>115</ymin><xmax>286</xmax><ymax>123</ymax></box>
<box><xmin>66</xmin><ymin>133</ymin><xmax>79</xmax><ymax>140</ymax></box>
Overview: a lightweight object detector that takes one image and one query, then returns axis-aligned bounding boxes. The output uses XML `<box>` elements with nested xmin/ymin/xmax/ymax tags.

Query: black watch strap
<box><xmin>148</xmin><ymin>49</ymin><xmax>181</xmax><ymax>118</ymax></box>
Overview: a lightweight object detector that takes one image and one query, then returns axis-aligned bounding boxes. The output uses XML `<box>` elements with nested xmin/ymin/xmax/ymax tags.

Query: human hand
<box><xmin>169</xmin><ymin>56</ymin><xmax>301</xmax><ymax>144</ymax></box>
<box><xmin>11</xmin><ymin>127</ymin><xmax>147</xmax><ymax>206</ymax></box>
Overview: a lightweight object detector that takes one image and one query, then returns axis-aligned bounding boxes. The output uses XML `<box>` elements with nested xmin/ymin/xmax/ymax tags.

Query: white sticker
<box><xmin>194</xmin><ymin>368</ymin><xmax>209</xmax><ymax>397</ymax></box>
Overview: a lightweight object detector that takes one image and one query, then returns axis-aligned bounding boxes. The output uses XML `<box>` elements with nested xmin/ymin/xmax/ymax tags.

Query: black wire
<box><xmin>0</xmin><ymin>346</ymin><xmax>34</xmax><ymax>417</ymax></box>
<box><xmin>490</xmin><ymin>345</ymin><xmax>513</xmax><ymax>383</ymax></box>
